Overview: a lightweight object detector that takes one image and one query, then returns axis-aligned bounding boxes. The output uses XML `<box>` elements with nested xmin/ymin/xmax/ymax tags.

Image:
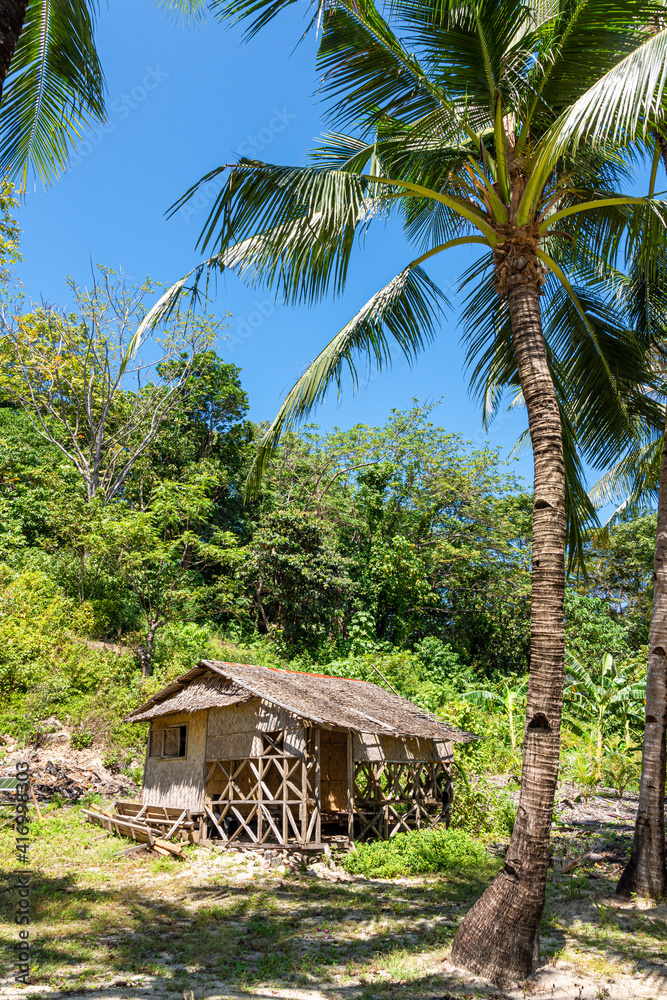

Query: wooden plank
<box><xmin>259</xmin><ymin>803</ymin><xmax>283</xmax><ymax>844</ymax></box>
<box><xmin>282</xmin><ymin>758</ymin><xmax>288</xmax><ymax>845</ymax></box>
<box><xmin>114</xmin><ymin>800</ymin><xmax>143</xmax><ymax>816</ymax></box>
<box><xmin>314</xmin><ymin>728</ymin><xmax>321</xmax><ymax>844</ymax></box>
<box><xmin>154</xmin><ymin>838</ymin><xmax>184</xmax><ymax>857</ymax></box>
<box><xmin>83</xmin><ymin>810</ymin><xmax>155</xmax><ymax>846</ymax></box>
<box><xmin>163</xmin><ymin>810</ymin><xmax>187</xmax><ymax>840</ymax></box>
<box><xmin>300</xmin><ymin>758</ymin><xmax>308</xmax><ymax>844</ymax></box>
<box><xmin>257</xmin><ymin>755</ymin><xmax>263</xmax><ymax>843</ymax></box>
<box><xmin>204</xmin><ymin>804</ymin><xmax>227</xmax><ymax>840</ymax></box>
<box><xmin>286</xmin><ymin>802</ymin><xmax>301</xmax><ymax>841</ymax></box>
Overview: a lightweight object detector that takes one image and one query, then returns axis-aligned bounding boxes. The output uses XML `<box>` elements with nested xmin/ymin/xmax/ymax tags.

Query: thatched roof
<box><xmin>128</xmin><ymin>660</ymin><xmax>475</xmax><ymax>742</ymax></box>
<box><xmin>129</xmin><ymin>672</ymin><xmax>250</xmax><ymax>721</ymax></box>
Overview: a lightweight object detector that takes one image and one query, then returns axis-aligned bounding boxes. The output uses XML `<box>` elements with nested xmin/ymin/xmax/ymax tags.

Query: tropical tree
<box><xmin>592</xmin><ymin>433</ymin><xmax>667</xmax><ymax>899</ymax></box>
<box><xmin>0</xmin><ymin>269</ymin><xmax>217</xmax><ymax>502</ymax></box>
<box><xmin>140</xmin><ymin>0</ymin><xmax>667</xmax><ymax>981</ymax></box>
<box><xmin>0</xmin><ymin>0</ymin><xmax>207</xmax><ymax>187</ymax></box>
<box><xmin>89</xmin><ymin>475</ymin><xmax>224</xmax><ymax>675</ymax></box>
<box><xmin>587</xmin><ymin>164</ymin><xmax>667</xmax><ymax>899</ymax></box>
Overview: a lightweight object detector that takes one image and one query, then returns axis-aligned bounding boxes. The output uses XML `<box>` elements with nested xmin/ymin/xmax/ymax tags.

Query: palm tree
<box><xmin>586</xmin><ymin>157</ymin><xmax>667</xmax><ymax>899</ymax></box>
<box><xmin>594</xmin><ymin>452</ymin><xmax>667</xmax><ymax>899</ymax></box>
<box><xmin>0</xmin><ymin>0</ymin><xmax>207</xmax><ymax>188</ymax></box>
<box><xmin>140</xmin><ymin>0</ymin><xmax>667</xmax><ymax>981</ymax></box>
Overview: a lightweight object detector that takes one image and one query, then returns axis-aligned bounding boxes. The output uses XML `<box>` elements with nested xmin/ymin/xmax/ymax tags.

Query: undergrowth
<box><xmin>341</xmin><ymin>826</ymin><xmax>497</xmax><ymax>878</ymax></box>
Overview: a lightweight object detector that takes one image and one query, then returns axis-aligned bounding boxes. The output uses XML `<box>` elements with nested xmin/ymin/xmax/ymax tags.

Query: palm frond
<box><xmin>245</xmin><ymin>262</ymin><xmax>448</xmax><ymax>496</ymax></box>
<box><xmin>154</xmin><ymin>0</ymin><xmax>210</xmax><ymax>22</ymax></box>
<box><xmin>210</xmin><ymin>0</ymin><xmax>323</xmax><ymax>39</ymax></box>
<box><xmin>317</xmin><ymin>0</ymin><xmax>449</xmax><ymax>130</ymax></box>
<box><xmin>545</xmin><ymin>23</ymin><xmax>667</xmax><ymax>155</ymax></box>
<box><xmin>0</xmin><ymin>0</ymin><xmax>105</xmax><ymax>188</ymax></box>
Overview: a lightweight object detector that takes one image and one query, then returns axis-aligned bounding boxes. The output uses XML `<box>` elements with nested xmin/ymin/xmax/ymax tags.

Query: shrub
<box><xmin>70</xmin><ymin>730</ymin><xmax>93</xmax><ymax>750</ymax></box>
<box><xmin>563</xmin><ymin>748</ymin><xmax>598</xmax><ymax>803</ymax></box>
<box><xmin>342</xmin><ymin>826</ymin><xmax>494</xmax><ymax>878</ymax></box>
<box><xmin>450</xmin><ymin>773</ymin><xmax>517</xmax><ymax>838</ymax></box>
<box><xmin>601</xmin><ymin>740</ymin><xmax>642</xmax><ymax>798</ymax></box>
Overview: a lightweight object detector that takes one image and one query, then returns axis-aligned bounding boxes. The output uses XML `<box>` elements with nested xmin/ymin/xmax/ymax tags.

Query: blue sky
<box><xmin>13</xmin><ymin>1</ymin><xmax>649</xmax><ymax>494</ymax></box>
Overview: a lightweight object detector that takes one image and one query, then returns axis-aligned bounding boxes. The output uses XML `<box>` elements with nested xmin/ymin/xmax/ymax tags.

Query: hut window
<box><xmin>150</xmin><ymin>725</ymin><xmax>187</xmax><ymax>758</ymax></box>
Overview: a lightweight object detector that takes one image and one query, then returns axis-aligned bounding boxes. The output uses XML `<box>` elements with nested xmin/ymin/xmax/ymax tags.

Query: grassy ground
<box><xmin>0</xmin><ymin>800</ymin><xmax>666</xmax><ymax>1000</ymax></box>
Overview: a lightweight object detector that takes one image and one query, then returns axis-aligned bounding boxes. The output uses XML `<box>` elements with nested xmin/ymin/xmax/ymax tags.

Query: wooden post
<box><xmin>314</xmin><ymin>727</ymin><xmax>321</xmax><ymax>844</ymax></box>
<box><xmin>257</xmin><ymin>754</ymin><xmax>263</xmax><ymax>844</ymax></box>
<box><xmin>300</xmin><ymin>756</ymin><xmax>308</xmax><ymax>845</ymax></box>
<box><xmin>282</xmin><ymin>757</ymin><xmax>288</xmax><ymax>845</ymax></box>
<box><xmin>347</xmin><ymin>731</ymin><xmax>355</xmax><ymax>844</ymax></box>
<box><xmin>444</xmin><ymin>760</ymin><xmax>453</xmax><ymax>828</ymax></box>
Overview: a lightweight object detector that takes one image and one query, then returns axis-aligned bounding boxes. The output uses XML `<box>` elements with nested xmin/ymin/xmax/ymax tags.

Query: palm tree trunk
<box><xmin>617</xmin><ymin>412</ymin><xmax>667</xmax><ymax>899</ymax></box>
<box><xmin>451</xmin><ymin>275</ymin><xmax>567</xmax><ymax>982</ymax></box>
<box><xmin>0</xmin><ymin>1</ymin><xmax>29</xmax><ymax>100</ymax></box>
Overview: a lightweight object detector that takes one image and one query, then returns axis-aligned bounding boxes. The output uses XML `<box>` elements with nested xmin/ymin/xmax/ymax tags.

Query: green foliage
<box><xmin>564</xmin><ymin>592</ymin><xmax>632</xmax><ymax>669</ymax></box>
<box><xmin>450</xmin><ymin>774</ymin><xmax>517</xmax><ymax>839</ymax></box>
<box><xmin>341</xmin><ymin>827</ymin><xmax>494</xmax><ymax>878</ymax></box>
<box><xmin>70</xmin><ymin>730</ymin><xmax>94</xmax><ymax>750</ymax></box>
<box><xmin>462</xmin><ymin>679</ymin><xmax>527</xmax><ymax>753</ymax></box>
<box><xmin>578</xmin><ymin>516</ymin><xmax>655</xmax><ymax>649</ymax></box>
<box><xmin>601</xmin><ymin>739</ymin><xmax>642</xmax><ymax>799</ymax></box>
<box><xmin>563</xmin><ymin>746</ymin><xmax>599</xmax><ymax>803</ymax></box>
<box><xmin>239</xmin><ymin>508</ymin><xmax>354</xmax><ymax>650</ymax></box>
<box><xmin>564</xmin><ymin>650</ymin><xmax>646</xmax><ymax>754</ymax></box>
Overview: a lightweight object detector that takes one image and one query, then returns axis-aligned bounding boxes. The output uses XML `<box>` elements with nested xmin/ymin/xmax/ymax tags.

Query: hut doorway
<box><xmin>319</xmin><ymin>729</ymin><xmax>349</xmax><ymax>816</ymax></box>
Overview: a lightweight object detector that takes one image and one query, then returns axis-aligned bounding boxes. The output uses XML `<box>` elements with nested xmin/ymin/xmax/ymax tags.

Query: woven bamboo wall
<box><xmin>353</xmin><ymin>733</ymin><xmax>454</xmax><ymax>762</ymax></box>
<box><xmin>142</xmin><ymin>710</ymin><xmax>207</xmax><ymax>812</ymax></box>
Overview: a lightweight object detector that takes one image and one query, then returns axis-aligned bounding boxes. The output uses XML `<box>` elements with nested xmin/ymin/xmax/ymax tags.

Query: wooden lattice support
<box><xmin>347</xmin><ymin>731</ymin><xmax>355</xmax><ymax>843</ymax></box>
<box><xmin>203</xmin><ymin>730</ymin><xmax>452</xmax><ymax>847</ymax></box>
<box><xmin>352</xmin><ymin>759</ymin><xmax>451</xmax><ymax>840</ymax></box>
<box><xmin>204</xmin><ymin>728</ymin><xmax>323</xmax><ymax>846</ymax></box>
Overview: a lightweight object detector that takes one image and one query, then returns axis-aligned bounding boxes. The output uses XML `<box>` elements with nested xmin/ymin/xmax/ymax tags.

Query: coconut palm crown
<box><xmin>137</xmin><ymin>0</ymin><xmax>667</xmax><ymax>982</ymax></box>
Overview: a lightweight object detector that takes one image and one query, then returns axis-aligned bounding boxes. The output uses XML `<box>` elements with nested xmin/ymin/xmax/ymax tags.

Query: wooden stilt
<box><xmin>347</xmin><ymin>731</ymin><xmax>355</xmax><ymax>843</ymax></box>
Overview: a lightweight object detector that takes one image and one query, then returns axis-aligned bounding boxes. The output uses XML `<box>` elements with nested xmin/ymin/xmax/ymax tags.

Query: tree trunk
<box><xmin>451</xmin><ymin>277</ymin><xmax>567</xmax><ymax>983</ymax></box>
<box><xmin>617</xmin><ymin>412</ymin><xmax>667</xmax><ymax>900</ymax></box>
<box><xmin>137</xmin><ymin>619</ymin><xmax>163</xmax><ymax>677</ymax></box>
<box><xmin>0</xmin><ymin>1</ymin><xmax>29</xmax><ymax>100</ymax></box>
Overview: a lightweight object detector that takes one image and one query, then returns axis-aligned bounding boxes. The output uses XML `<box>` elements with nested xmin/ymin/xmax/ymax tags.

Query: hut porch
<box><xmin>201</xmin><ymin>727</ymin><xmax>453</xmax><ymax>847</ymax></box>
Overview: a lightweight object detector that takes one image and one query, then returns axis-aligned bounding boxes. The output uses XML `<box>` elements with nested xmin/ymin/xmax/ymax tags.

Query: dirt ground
<box><xmin>1</xmin><ymin>792</ymin><xmax>666</xmax><ymax>1000</ymax></box>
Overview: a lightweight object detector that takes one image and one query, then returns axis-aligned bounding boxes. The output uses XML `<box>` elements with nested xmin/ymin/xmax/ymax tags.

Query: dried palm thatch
<box><xmin>128</xmin><ymin>660</ymin><xmax>475</xmax><ymax>742</ymax></box>
<box><xmin>129</xmin><ymin>671</ymin><xmax>250</xmax><ymax>722</ymax></box>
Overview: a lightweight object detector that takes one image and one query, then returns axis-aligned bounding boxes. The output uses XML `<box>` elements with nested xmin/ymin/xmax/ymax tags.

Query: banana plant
<box><xmin>463</xmin><ymin>680</ymin><xmax>528</xmax><ymax>754</ymax></box>
<box><xmin>564</xmin><ymin>651</ymin><xmax>646</xmax><ymax>772</ymax></box>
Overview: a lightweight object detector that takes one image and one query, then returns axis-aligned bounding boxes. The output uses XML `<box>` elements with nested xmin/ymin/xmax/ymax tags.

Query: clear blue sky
<box><xmin>13</xmin><ymin>1</ymin><xmax>650</xmax><ymax>493</ymax></box>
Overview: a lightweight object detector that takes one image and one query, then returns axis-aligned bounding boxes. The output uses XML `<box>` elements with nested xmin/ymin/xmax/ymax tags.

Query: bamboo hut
<box><xmin>127</xmin><ymin>660</ymin><xmax>475</xmax><ymax>848</ymax></box>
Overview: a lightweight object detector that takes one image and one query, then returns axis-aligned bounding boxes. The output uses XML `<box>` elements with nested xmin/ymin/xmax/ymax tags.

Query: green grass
<box><xmin>342</xmin><ymin>826</ymin><xmax>497</xmax><ymax>878</ymax></box>
<box><xmin>0</xmin><ymin>803</ymin><xmax>492</xmax><ymax>992</ymax></box>
<box><xmin>1</xmin><ymin>802</ymin><xmax>666</xmax><ymax>997</ymax></box>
